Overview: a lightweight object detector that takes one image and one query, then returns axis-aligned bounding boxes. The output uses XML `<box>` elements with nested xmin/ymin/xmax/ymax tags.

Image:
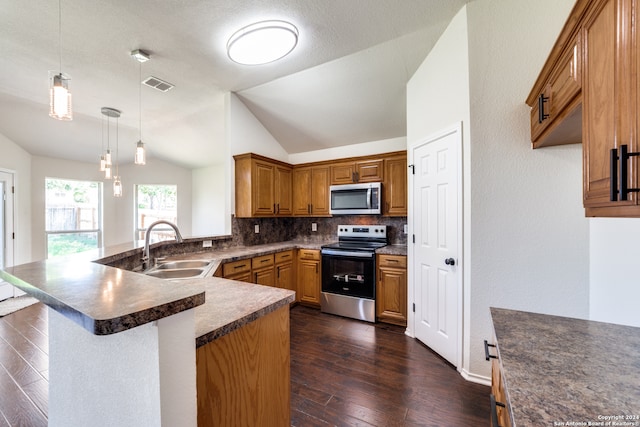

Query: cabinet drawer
<box><xmin>252</xmin><ymin>254</ymin><xmax>274</xmax><ymax>269</ymax></box>
<box><xmin>223</xmin><ymin>259</ymin><xmax>251</xmax><ymax>276</ymax></box>
<box><xmin>275</xmin><ymin>250</ymin><xmax>294</xmax><ymax>264</ymax></box>
<box><xmin>298</xmin><ymin>249</ymin><xmax>320</xmax><ymax>260</ymax></box>
<box><xmin>378</xmin><ymin>254</ymin><xmax>407</xmax><ymax>268</ymax></box>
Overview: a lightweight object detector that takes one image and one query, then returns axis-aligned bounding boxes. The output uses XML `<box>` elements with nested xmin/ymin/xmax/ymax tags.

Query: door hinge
<box><xmin>12</xmin><ymin>232</ymin><xmax>15</xmax><ymax>239</ymax></box>
<box><xmin>12</xmin><ymin>186</ymin><xmax>15</xmax><ymax>194</ymax></box>
<box><xmin>408</xmin><ymin>164</ymin><xmax>415</xmax><ymax>175</ymax></box>
<box><xmin>412</xmin><ymin>303</ymin><xmax>416</xmax><ymax>313</ymax></box>
<box><xmin>412</xmin><ymin>234</ymin><xmax>415</xmax><ymax>243</ymax></box>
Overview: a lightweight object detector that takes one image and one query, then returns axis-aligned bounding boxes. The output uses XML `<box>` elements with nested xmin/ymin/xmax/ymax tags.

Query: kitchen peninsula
<box><xmin>0</xmin><ymin>238</ymin><xmax>295</xmax><ymax>427</ymax></box>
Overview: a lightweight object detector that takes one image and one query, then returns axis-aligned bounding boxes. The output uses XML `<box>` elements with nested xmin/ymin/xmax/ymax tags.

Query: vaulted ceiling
<box><xmin>0</xmin><ymin>0</ymin><xmax>471</xmax><ymax>169</ymax></box>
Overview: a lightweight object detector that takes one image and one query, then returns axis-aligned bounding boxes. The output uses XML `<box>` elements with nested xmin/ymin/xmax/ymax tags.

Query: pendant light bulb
<box><xmin>113</xmin><ymin>176</ymin><xmax>122</xmax><ymax>197</ymax></box>
<box><xmin>135</xmin><ymin>140</ymin><xmax>146</xmax><ymax>165</ymax></box>
<box><xmin>99</xmin><ymin>155</ymin><xmax>106</xmax><ymax>171</ymax></box>
<box><xmin>104</xmin><ymin>165</ymin><xmax>112</xmax><ymax>180</ymax></box>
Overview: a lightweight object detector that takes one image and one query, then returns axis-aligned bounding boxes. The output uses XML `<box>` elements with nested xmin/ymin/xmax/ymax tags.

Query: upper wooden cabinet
<box><xmin>528</xmin><ymin>0</ymin><xmax>640</xmax><ymax>217</ymax></box>
<box><xmin>234</xmin><ymin>151</ymin><xmax>406</xmax><ymax>218</ymax></box>
<box><xmin>383</xmin><ymin>155</ymin><xmax>407</xmax><ymax>216</ymax></box>
<box><xmin>234</xmin><ymin>153</ymin><xmax>292</xmax><ymax>218</ymax></box>
<box><xmin>330</xmin><ymin>159</ymin><xmax>384</xmax><ymax>184</ymax></box>
<box><xmin>292</xmin><ymin>166</ymin><xmax>330</xmax><ymax>216</ymax></box>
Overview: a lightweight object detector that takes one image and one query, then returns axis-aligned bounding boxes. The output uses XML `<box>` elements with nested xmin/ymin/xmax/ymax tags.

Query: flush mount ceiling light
<box><xmin>227</xmin><ymin>20</ymin><xmax>298</xmax><ymax>65</ymax></box>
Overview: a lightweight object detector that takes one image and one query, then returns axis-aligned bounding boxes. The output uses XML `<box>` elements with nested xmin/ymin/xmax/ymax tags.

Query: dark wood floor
<box><xmin>0</xmin><ymin>302</ymin><xmax>489</xmax><ymax>426</ymax></box>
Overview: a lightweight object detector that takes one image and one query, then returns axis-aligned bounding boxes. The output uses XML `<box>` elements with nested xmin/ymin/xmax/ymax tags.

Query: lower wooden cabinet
<box><xmin>297</xmin><ymin>249</ymin><xmax>321</xmax><ymax>307</ymax></box>
<box><xmin>275</xmin><ymin>250</ymin><xmax>296</xmax><ymax>300</ymax></box>
<box><xmin>222</xmin><ymin>259</ymin><xmax>252</xmax><ymax>282</ymax></box>
<box><xmin>252</xmin><ymin>254</ymin><xmax>275</xmax><ymax>287</ymax></box>
<box><xmin>376</xmin><ymin>254</ymin><xmax>407</xmax><ymax>326</ymax></box>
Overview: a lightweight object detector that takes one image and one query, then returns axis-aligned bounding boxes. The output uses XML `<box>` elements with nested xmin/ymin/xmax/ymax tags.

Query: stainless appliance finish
<box><xmin>329</xmin><ymin>182</ymin><xmax>382</xmax><ymax>215</ymax></box>
<box><xmin>320</xmin><ymin>225</ymin><xmax>387</xmax><ymax>322</ymax></box>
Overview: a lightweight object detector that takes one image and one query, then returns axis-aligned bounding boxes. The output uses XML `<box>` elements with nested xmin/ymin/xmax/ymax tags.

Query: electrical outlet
<box><xmin>254</xmin><ymin>224</ymin><xmax>260</xmax><ymax>233</ymax></box>
<box><xmin>403</xmin><ymin>224</ymin><xmax>408</xmax><ymax>234</ymax></box>
<box><xmin>202</xmin><ymin>240</ymin><xmax>212</xmax><ymax>248</ymax></box>
<box><xmin>312</xmin><ymin>223</ymin><xmax>317</xmax><ymax>232</ymax></box>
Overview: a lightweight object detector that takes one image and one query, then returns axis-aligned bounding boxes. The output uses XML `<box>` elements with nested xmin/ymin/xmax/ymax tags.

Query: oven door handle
<box><xmin>321</xmin><ymin>249</ymin><xmax>374</xmax><ymax>258</ymax></box>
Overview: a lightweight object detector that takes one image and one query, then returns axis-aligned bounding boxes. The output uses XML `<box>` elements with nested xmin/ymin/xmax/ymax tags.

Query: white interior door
<box><xmin>0</xmin><ymin>171</ymin><xmax>16</xmax><ymax>301</ymax></box>
<box><xmin>412</xmin><ymin>125</ymin><xmax>461</xmax><ymax>367</ymax></box>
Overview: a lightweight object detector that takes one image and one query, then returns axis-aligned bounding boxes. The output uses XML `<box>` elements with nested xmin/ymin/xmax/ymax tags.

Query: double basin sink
<box><xmin>144</xmin><ymin>258</ymin><xmax>217</xmax><ymax>280</ymax></box>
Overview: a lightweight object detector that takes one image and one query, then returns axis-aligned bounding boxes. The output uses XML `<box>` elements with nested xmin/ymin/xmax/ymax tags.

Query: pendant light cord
<box><xmin>58</xmin><ymin>0</ymin><xmax>62</xmax><ymax>74</ymax></box>
<box><xmin>139</xmin><ymin>61</ymin><xmax>142</xmax><ymax>141</ymax></box>
<box><xmin>116</xmin><ymin>116</ymin><xmax>119</xmax><ymax>176</ymax></box>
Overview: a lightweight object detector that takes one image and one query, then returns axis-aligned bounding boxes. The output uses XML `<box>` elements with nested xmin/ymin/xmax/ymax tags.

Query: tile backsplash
<box><xmin>233</xmin><ymin>215</ymin><xmax>408</xmax><ymax>246</ymax></box>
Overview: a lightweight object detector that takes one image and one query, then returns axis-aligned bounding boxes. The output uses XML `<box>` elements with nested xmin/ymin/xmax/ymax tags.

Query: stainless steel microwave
<box><xmin>329</xmin><ymin>182</ymin><xmax>381</xmax><ymax>215</ymax></box>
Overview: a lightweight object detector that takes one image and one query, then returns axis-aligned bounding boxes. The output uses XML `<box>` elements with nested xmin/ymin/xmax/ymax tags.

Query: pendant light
<box><xmin>101</xmin><ymin>108</ymin><xmax>121</xmax><ymax>190</ymax></box>
<box><xmin>99</xmin><ymin>113</ymin><xmax>106</xmax><ymax>171</ymax></box>
<box><xmin>131</xmin><ymin>49</ymin><xmax>149</xmax><ymax>165</ymax></box>
<box><xmin>49</xmin><ymin>0</ymin><xmax>72</xmax><ymax>121</ymax></box>
<box><xmin>112</xmin><ymin>109</ymin><xmax>122</xmax><ymax>197</ymax></box>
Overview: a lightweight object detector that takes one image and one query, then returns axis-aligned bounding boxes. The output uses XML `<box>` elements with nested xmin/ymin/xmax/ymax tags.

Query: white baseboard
<box><xmin>460</xmin><ymin>368</ymin><xmax>491</xmax><ymax>386</ymax></box>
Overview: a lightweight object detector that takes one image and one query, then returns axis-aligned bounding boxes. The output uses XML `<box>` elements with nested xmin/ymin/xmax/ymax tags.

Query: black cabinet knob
<box><xmin>445</xmin><ymin>258</ymin><xmax>455</xmax><ymax>266</ymax></box>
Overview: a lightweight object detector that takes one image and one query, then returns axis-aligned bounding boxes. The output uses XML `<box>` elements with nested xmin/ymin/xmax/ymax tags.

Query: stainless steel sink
<box><xmin>146</xmin><ymin>268</ymin><xmax>206</xmax><ymax>279</ymax></box>
<box><xmin>143</xmin><ymin>257</ymin><xmax>216</xmax><ymax>280</ymax></box>
<box><xmin>156</xmin><ymin>260</ymin><xmax>211</xmax><ymax>269</ymax></box>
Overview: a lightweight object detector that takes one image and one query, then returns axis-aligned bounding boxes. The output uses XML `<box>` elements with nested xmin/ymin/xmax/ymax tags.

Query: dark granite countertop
<box><xmin>490</xmin><ymin>307</ymin><xmax>640</xmax><ymax>427</ymax></box>
<box><xmin>376</xmin><ymin>244</ymin><xmax>407</xmax><ymax>256</ymax></box>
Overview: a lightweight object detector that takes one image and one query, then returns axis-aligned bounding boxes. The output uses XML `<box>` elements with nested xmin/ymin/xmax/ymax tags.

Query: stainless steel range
<box><xmin>320</xmin><ymin>225</ymin><xmax>387</xmax><ymax>322</ymax></box>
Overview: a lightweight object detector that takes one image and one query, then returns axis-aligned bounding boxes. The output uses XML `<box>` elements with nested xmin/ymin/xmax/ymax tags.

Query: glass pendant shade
<box><xmin>49</xmin><ymin>73</ymin><xmax>72</xmax><ymax>120</ymax></box>
<box><xmin>134</xmin><ymin>140</ymin><xmax>146</xmax><ymax>165</ymax></box>
<box><xmin>113</xmin><ymin>176</ymin><xmax>122</xmax><ymax>197</ymax></box>
<box><xmin>99</xmin><ymin>155</ymin><xmax>106</xmax><ymax>171</ymax></box>
<box><xmin>104</xmin><ymin>165</ymin><xmax>112</xmax><ymax>180</ymax></box>
<box><xmin>105</xmin><ymin>149</ymin><xmax>112</xmax><ymax>166</ymax></box>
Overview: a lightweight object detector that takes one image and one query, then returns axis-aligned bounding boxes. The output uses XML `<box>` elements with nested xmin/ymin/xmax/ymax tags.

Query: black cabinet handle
<box><xmin>484</xmin><ymin>340</ymin><xmax>497</xmax><ymax>361</ymax></box>
<box><xmin>490</xmin><ymin>394</ymin><xmax>506</xmax><ymax>427</ymax></box>
<box><xmin>538</xmin><ymin>93</ymin><xmax>549</xmax><ymax>123</ymax></box>
<box><xmin>611</xmin><ymin>144</ymin><xmax>640</xmax><ymax>202</ymax></box>
<box><xmin>611</xmin><ymin>147</ymin><xmax>619</xmax><ymax>201</ymax></box>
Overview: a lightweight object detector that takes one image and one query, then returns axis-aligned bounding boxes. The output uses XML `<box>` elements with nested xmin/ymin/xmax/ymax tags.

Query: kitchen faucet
<box><xmin>142</xmin><ymin>220</ymin><xmax>183</xmax><ymax>270</ymax></box>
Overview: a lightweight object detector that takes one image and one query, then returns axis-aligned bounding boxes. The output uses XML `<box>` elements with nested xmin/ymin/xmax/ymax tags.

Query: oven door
<box><xmin>321</xmin><ymin>250</ymin><xmax>376</xmax><ymax>299</ymax></box>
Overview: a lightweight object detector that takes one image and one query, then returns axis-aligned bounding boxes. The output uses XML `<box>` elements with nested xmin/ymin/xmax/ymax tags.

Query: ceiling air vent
<box><xmin>142</xmin><ymin>76</ymin><xmax>174</xmax><ymax>92</ymax></box>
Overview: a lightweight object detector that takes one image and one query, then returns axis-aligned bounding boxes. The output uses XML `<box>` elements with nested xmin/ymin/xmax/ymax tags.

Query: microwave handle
<box><xmin>367</xmin><ymin>187</ymin><xmax>372</xmax><ymax>210</ymax></box>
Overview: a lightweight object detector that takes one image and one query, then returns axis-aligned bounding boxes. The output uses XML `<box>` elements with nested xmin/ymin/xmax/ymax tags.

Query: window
<box><xmin>45</xmin><ymin>178</ymin><xmax>102</xmax><ymax>258</ymax></box>
<box><xmin>135</xmin><ymin>184</ymin><xmax>177</xmax><ymax>241</ymax></box>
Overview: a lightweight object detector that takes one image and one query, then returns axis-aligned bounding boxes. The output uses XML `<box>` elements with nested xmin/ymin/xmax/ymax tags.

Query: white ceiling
<box><xmin>0</xmin><ymin>0</ymin><xmax>471</xmax><ymax>169</ymax></box>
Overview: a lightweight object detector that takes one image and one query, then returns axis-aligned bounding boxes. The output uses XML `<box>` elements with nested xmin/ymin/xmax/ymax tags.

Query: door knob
<box><xmin>445</xmin><ymin>258</ymin><xmax>455</xmax><ymax>266</ymax></box>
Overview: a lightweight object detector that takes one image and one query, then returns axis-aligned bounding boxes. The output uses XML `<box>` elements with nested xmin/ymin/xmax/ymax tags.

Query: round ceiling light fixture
<box><xmin>227</xmin><ymin>20</ymin><xmax>298</xmax><ymax>65</ymax></box>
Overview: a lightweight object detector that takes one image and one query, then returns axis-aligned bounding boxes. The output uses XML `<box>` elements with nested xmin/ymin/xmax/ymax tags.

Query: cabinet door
<box><xmin>297</xmin><ymin>250</ymin><xmax>320</xmax><ymax>306</ymax></box>
<box><xmin>292</xmin><ymin>168</ymin><xmax>312</xmax><ymax>216</ymax></box>
<box><xmin>491</xmin><ymin>358</ymin><xmax>512</xmax><ymax>427</ymax></box>
<box><xmin>355</xmin><ymin>159</ymin><xmax>384</xmax><ymax>182</ymax></box>
<box><xmin>252</xmin><ymin>160</ymin><xmax>276</xmax><ymax>216</ymax></box>
<box><xmin>330</xmin><ymin>162</ymin><xmax>356</xmax><ymax>184</ymax></box>
<box><xmin>254</xmin><ymin>267</ymin><xmax>275</xmax><ymax>287</ymax></box>
<box><xmin>583</xmin><ymin>0</ymin><xmax>636</xmax><ymax>211</ymax></box>
<box><xmin>311</xmin><ymin>166</ymin><xmax>330</xmax><ymax>216</ymax></box>
<box><xmin>275</xmin><ymin>166</ymin><xmax>293</xmax><ymax>216</ymax></box>
<box><xmin>376</xmin><ymin>255</ymin><xmax>407</xmax><ymax>326</ymax></box>
<box><xmin>383</xmin><ymin>156</ymin><xmax>407</xmax><ymax>216</ymax></box>
<box><xmin>276</xmin><ymin>261</ymin><xmax>295</xmax><ymax>292</ymax></box>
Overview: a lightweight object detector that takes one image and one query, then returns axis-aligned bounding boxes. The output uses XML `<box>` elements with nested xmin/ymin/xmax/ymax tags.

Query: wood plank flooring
<box><xmin>0</xmin><ymin>302</ymin><xmax>489</xmax><ymax>426</ymax></box>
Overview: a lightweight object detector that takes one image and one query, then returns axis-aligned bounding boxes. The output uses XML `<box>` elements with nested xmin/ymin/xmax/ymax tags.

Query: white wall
<box><xmin>0</xmin><ymin>132</ymin><xmax>31</xmax><ymax>265</ymax></box>
<box><xmin>288</xmin><ymin>137</ymin><xmax>407</xmax><ymax>164</ymax></box>
<box><xmin>590</xmin><ymin>219</ymin><xmax>640</xmax><ymax>327</ymax></box>
<box><xmin>465</xmin><ymin>0</ymin><xmax>589</xmax><ymax>378</ymax></box>
<box><xmin>192</xmin><ymin>165</ymin><xmax>226</xmax><ymax>236</ymax></box>
<box><xmin>31</xmin><ymin>156</ymin><xmax>192</xmax><ymax>260</ymax></box>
